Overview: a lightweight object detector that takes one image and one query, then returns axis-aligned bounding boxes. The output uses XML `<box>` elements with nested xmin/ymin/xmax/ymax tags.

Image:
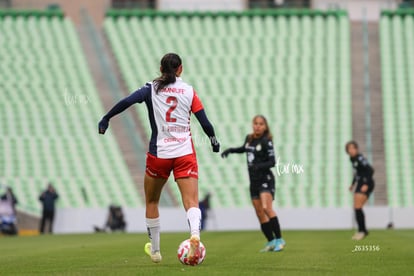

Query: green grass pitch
<box><xmin>1</xmin><ymin>230</ymin><xmax>413</xmax><ymax>275</ymax></box>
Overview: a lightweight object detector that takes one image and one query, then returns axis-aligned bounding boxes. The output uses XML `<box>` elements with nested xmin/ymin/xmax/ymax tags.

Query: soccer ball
<box><xmin>177</xmin><ymin>239</ymin><xmax>206</xmax><ymax>265</ymax></box>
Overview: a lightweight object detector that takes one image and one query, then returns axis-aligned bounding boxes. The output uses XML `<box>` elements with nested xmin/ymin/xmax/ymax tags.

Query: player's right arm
<box><xmin>194</xmin><ymin>110</ymin><xmax>220</xmax><ymax>152</ymax></box>
<box><xmin>192</xmin><ymin>90</ymin><xmax>220</xmax><ymax>153</ymax></box>
<box><xmin>221</xmin><ymin>136</ymin><xmax>247</xmax><ymax>158</ymax></box>
<box><xmin>98</xmin><ymin>84</ymin><xmax>151</xmax><ymax>134</ymax></box>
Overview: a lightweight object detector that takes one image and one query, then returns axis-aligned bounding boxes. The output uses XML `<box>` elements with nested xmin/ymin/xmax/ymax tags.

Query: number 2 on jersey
<box><xmin>166</xmin><ymin>96</ymin><xmax>178</xmax><ymax>122</ymax></box>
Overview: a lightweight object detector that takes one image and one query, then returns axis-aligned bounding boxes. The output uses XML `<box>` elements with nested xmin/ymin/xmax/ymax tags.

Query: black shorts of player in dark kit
<box><xmin>250</xmin><ymin>172</ymin><xmax>275</xmax><ymax>200</ymax></box>
<box><xmin>355</xmin><ymin>176</ymin><xmax>375</xmax><ymax>197</ymax></box>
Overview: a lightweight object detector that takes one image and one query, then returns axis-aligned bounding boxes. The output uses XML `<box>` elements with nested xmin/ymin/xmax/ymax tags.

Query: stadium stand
<box><xmin>380</xmin><ymin>10</ymin><xmax>414</xmax><ymax>207</ymax></box>
<box><xmin>104</xmin><ymin>10</ymin><xmax>353</xmax><ymax>208</ymax></box>
<box><xmin>0</xmin><ymin>10</ymin><xmax>142</xmax><ymax>215</ymax></box>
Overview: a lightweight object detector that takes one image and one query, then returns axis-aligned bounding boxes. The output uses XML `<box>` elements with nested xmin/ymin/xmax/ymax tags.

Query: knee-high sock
<box><xmin>187</xmin><ymin>207</ymin><xmax>201</xmax><ymax>237</ymax></box>
<box><xmin>260</xmin><ymin>222</ymin><xmax>274</xmax><ymax>242</ymax></box>
<box><xmin>146</xmin><ymin>217</ymin><xmax>160</xmax><ymax>253</ymax></box>
<box><xmin>355</xmin><ymin>208</ymin><xmax>367</xmax><ymax>233</ymax></box>
<box><xmin>269</xmin><ymin>216</ymin><xmax>282</xmax><ymax>239</ymax></box>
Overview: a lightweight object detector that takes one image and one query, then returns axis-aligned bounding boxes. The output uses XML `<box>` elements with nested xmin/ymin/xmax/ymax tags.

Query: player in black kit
<box><xmin>222</xmin><ymin>115</ymin><xmax>285</xmax><ymax>252</ymax></box>
<box><xmin>345</xmin><ymin>141</ymin><xmax>375</xmax><ymax>240</ymax></box>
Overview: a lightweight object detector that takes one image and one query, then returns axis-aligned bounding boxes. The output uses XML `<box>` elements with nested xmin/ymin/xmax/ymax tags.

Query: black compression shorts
<box><xmin>355</xmin><ymin>177</ymin><xmax>375</xmax><ymax>197</ymax></box>
<box><xmin>249</xmin><ymin>173</ymin><xmax>275</xmax><ymax>200</ymax></box>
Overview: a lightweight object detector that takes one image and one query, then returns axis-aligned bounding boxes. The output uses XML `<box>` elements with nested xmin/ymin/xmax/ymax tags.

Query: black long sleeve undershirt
<box><xmin>103</xmin><ymin>99</ymin><xmax>133</xmax><ymax>121</ymax></box>
<box><xmin>194</xmin><ymin>109</ymin><xmax>216</xmax><ymax>140</ymax></box>
<box><xmin>103</xmin><ymin>84</ymin><xmax>150</xmax><ymax>121</ymax></box>
<box><xmin>229</xmin><ymin>146</ymin><xmax>246</xmax><ymax>154</ymax></box>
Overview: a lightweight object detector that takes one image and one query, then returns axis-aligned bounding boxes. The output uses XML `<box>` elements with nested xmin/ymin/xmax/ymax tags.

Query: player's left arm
<box><xmin>192</xmin><ymin>90</ymin><xmax>220</xmax><ymax>153</ymax></box>
<box><xmin>252</xmin><ymin>139</ymin><xmax>276</xmax><ymax>170</ymax></box>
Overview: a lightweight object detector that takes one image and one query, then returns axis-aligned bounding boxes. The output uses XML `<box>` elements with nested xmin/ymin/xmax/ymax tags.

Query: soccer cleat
<box><xmin>150</xmin><ymin>251</ymin><xmax>162</xmax><ymax>263</ymax></box>
<box><xmin>273</xmin><ymin>238</ymin><xmax>286</xmax><ymax>252</ymax></box>
<box><xmin>352</xmin><ymin>232</ymin><xmax>367</xmax><ymax>240</ymax></box>
<box><xmin>144</xmin><ymin>242</ymin><xmax>151</xmax><ymax>256</ymax></box>
<box><xmin>187</xmin><ymin>235</ymin><xmax>201</xmax><ymax>265</ymax></box>
<box><xmin>259</xmin><ymin>240</ymin><xmax>275</xmax><ymax>252</ymax></box>
<box><xmin>144</xmin><ymin>242</ymin><xmax>162</xmax><ymax>263</ymax></box>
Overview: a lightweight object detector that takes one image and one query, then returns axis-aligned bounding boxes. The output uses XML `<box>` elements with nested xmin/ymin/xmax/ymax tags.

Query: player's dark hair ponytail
<box><xmin>153</xmin><ymin>53</ymin><xmax>182</xmax><ymax>93</ymax></box>
<box><xmin>248</xmin><ymin>115</ymin><xmax>273</xmax><ymax>142</ymax></box>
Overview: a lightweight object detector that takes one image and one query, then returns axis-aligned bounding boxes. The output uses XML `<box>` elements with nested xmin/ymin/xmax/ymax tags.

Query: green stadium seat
<box><xmin>380</xmin><ymin>11</ymin><xmax>414</xmax><ymax>207</ymax></box>
<box><xmin>0</xmin><ymin>12</ymin><xmax>143</xmax><ymax>215</ymax></box>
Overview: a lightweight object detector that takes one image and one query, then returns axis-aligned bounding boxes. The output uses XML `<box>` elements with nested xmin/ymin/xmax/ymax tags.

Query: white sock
<box><xmin>146</xmin><ymin>217</ymin><xmax>160</xmax><ymax>253</ymax></box>
<box><xmin>186</xmin><ymin>207</ymin><xmax>201</xmax><ymax>237</ymax></box>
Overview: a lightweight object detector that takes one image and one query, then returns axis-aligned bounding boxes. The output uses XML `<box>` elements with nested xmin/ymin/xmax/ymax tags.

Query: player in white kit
<box><xmin>98</xmin><ymin>53</ymin><xmax>220</xmax><ymax>264</ymax></box>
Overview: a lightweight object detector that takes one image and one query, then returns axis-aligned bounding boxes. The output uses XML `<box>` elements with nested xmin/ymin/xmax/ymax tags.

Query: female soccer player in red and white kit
<box><xmin>98</xmin><ymin>53</ymin><xmax>220</xmax><ymax>264</ymax></box>
<box><xmin>222</xmin><ymin>115</ymin><xmax>285</xmax><ymax>252</ymax></box>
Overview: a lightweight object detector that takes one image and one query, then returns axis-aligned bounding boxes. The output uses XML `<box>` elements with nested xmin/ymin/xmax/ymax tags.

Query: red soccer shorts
<box><xmin>145</xmin><ymin>152</ymin><xmax>198</xmax><ymax>180</ymax></box>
